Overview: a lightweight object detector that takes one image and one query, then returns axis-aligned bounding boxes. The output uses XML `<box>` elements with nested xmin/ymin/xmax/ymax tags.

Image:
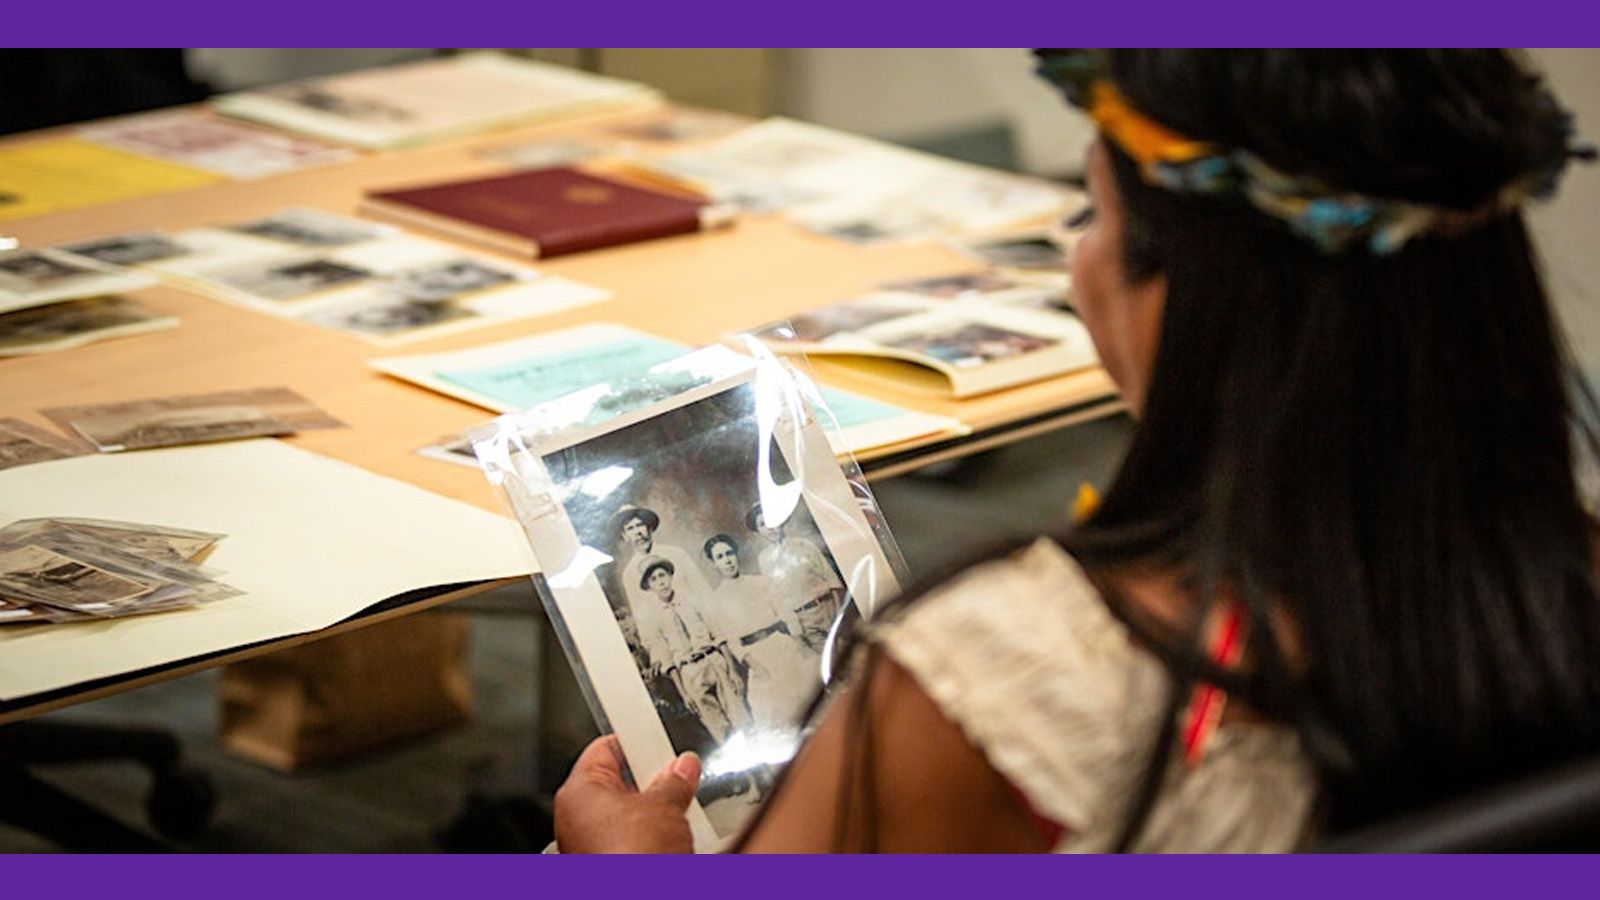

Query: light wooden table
<box><xmin>0</xmin><ymin>103</ymin><xmax>1120</xmax><ymax>726</ymax></box>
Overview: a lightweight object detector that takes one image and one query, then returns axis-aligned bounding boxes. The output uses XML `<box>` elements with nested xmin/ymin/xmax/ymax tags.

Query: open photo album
<box><xmin>469</xmin><ymin>346</ymin><xmax>907</xmax><ymax>849</ymax></box>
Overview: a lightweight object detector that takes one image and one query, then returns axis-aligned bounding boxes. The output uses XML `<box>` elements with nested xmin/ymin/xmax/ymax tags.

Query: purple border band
<box><xmin>8</xmin><ymin>854</ymin><xmax>1600</xmax><ymax>893</ymax></box>
<box><xmin>6</xmin><ymin>1</ymin><xmax>1600</xmax><ymax>46</ymax></box>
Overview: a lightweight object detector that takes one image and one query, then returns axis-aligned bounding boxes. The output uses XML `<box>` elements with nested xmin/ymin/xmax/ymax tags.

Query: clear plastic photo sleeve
<box><xmin>469</xmin><ymin>343</ymin><xmax>908</xmax><ymax>849</ymax></box>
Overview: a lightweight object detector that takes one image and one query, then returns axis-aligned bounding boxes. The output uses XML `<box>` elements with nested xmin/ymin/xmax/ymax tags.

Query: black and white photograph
<box><xmin>754</xmin><ymin>295</ymin><xmax>927</xmax><ymax>343</ymax></box>
<box><xmin>487</xmin><ymin>361</ymin><xmax>907</xmax><ymax>847</ymax></box>
<box><xmin>264</xmin><ymin>85</ymin><xmax>414</xmax><ymax>123</ymax></box>
<box><xmin>882</xmin><ymin>321</ymin><xmax>1058</xmax><ymax>368</ymax></box>
<box><xmin>960</xmin><ymin>233</ymin><xmax>1069</xmax><ymax>272</ymax></box>
<box><xmin>0</xmin><ymin>249</ymin><xmax>99</xmax><ymax>292</ymax></box>
<box><xmin>541</xmin><ymin>382</ymin><xmax>853</xmax><ymax>836</ymax></box>
<box><xmin>301</xmin><ymin>290</ymin><xmax>479</xmax><ymax>339</ymax></box>
<box><xmin>387</xmin><ymin>258</ymin><xmax>517</xmax><ymax>303</ymax></box>
<box><xmin>205</xmin><ymin>255</ymin><xmax>373</xmax><ymax>302</ymax></box>
<box><xmin>880</xmin><ymin>271</ymin><xmax>1021</xmax><ymax>299</ymax></box>
<box><xmin>62</xmin><ymin>232</ymin><xmax>191</xmax><ymax>267</ymax></box>
<box><xmin>226</xmin><ymin>208</ymin><xmax>387</xmax><ymax>248</ymax></box>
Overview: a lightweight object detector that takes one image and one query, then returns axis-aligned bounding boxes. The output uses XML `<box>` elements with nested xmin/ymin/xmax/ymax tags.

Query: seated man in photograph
<box><xmin>746</xmin><ymin>503</ymin><xmax>846</xmax><ymax>654</ymax></box>
<box><xmin>633</xmin><ymin>557</ymin><xmax>750</xmax><ymax>744</ymax></box>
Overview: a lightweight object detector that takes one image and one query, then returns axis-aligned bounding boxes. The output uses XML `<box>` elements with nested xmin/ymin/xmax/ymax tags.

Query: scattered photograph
<box><xmin>264</xmin><ymin>84</ymin><xmax>414</xmax><ymax>123</ymax></box>
<box><xmin>961</xmin><ymin>233</ymin><xmax>1068</xmax><ymax>271</ymax></box>
<box><xmin>881</xmin><ymin>322</ymin><xmax>1058</xmax><ymax>368</ymax></box>
<box><xmin>300</xmin><ymin>289</ymin><xmax>478</xmax><ymax>339</ymax></box>
<box><xmin>754</xmin><ymin>296</ymin><xmax>927</xmax><ymax>344</ymax></box>
<box><xmin>204</xmin><ymin>255</ymin><xmax>372</xmax><ymax>302</ymax></box>
<box><xmin>226</xmin><ymin>208</ymin><xmax>387</xmax><ymax>248</ymax></box>
<box><xmin>608</xmin><ymin>110</ymin><xmax>748</xmax><ymax>143</ymax></box>
<box><xmin>63</xmin><ymin>232</ymin><xmax>191</xmax><ymax>267</ymax></box>
<box><xmin>0</xmin><ymin>249</ymin><xmax>99</xmax><ymax>292</ymax></box>
<box><xmin>481</xmin><ymin>138</ymin><xmax>610</xmax><ymax>170</ymax></box>
<box><xmin>0</xmin><ymin>296</ymin><xmax>178</xmax><ymax>356</ymax></box>
<box><xmin>880</xmin><ymin>271</ymin><xmax>1021</xmax><ymax>299</ymax></box>
<box><xmin>542</xmin><ymin>383</ymin><xmax>853</xmax><ymax>835</ymax></box>
<box><xmin>42</xmin><ymin>386</ymin><xmax>346</xmax><ymax>453</ymax></box>
<box><xmin>388</xmin><ymin>258</ymin><xmax>518</xmax><ymax>303</ymax></box>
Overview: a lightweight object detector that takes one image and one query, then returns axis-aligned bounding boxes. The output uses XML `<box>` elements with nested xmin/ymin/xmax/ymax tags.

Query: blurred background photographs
<box><xmin>132</xmin><ymin>209</ymin><xmax>606</xmax><ymax>343</ymax></box>
<box><xmin>42</xmin><ymin>386</ymin><xmax>346</xmax><ymax>452</ymax></box>
<box><xmin>0</xmin><ymin>246</ymin><xmax>155</xmax><ymax>312</ymax></box>
<box><xmin>224</xmin><ymin>207</ymin><xmax>391</xmax><ymax>248</ymax></box>
<box><xmin>63</xmin><ymin>231</ymin><xmax>192</xmax><ymax>267</ymax></box>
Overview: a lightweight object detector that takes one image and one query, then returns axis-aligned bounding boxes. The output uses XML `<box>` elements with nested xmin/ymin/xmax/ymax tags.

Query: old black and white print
<box><xmin>544</xmin><ymin>383</ymin><xmax>854</xmax><ymax>836</ymax></box>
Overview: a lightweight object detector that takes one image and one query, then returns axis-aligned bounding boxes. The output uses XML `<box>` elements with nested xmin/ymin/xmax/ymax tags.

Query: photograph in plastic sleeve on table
<box><xmin>472</xmin><ymin>359</ymin><xmax>905</xmax><ymax>845</ymax></box>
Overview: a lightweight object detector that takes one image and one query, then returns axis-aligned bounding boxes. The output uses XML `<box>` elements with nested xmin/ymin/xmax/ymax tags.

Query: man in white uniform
<box><xmin>746</xmin><ymin>503</ymin><xmax>846</xmax><ymax>654</ymax></box>
<box><xmin>633</xmin><ymin>556</ymin><xmax>750</xmax><ymax>742</ymax></box>
<box><xmin>704</xmin><ymin>533</ymin><xmax>815</xmax><ymax>727</ymax></box>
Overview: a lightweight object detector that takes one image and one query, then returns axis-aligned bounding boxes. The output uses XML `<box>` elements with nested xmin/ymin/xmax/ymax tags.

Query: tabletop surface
<box><xmin>0</xmin><ymin>102</ymin><xmax>1117</xmax><ymax>514</ymax></box>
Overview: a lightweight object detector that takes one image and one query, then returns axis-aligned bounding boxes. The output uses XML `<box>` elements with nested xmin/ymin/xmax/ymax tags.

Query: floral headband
<box><xmin>1035</xmin><ymin>49</ymin><xmax>1596</xmax><ymax>255</ymax></box>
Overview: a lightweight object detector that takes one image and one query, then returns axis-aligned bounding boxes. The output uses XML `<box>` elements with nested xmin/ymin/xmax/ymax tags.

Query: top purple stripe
<box><xmin>6</xmin><ymin>1</ymin><xmax>1600</xmax><ymax>46</ymax></box>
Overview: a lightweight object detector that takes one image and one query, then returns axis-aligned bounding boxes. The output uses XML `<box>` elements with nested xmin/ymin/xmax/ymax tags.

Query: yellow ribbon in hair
<box><xmin>1088</xmin><ymin>80</ymin><xmax>1214</xmax><ymax>167</ymax></box>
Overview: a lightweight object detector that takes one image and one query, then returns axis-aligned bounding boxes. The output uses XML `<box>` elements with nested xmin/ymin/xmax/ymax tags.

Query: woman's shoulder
<box><xmin>870</xmin><ymin>538</ymin><xmax>1174</xmax><ymax>842</ymax></box>
<box><xmin>870</xmin><ymin>537</ymin><xmax>1316</xmax><ymax>851</ymax></box>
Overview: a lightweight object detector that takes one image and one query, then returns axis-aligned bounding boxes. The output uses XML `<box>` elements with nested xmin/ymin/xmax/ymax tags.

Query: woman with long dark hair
<box><xmin>553</xmin><ymin>49</ymin><xmax>1600</xmax><ymax>852</ymax></box>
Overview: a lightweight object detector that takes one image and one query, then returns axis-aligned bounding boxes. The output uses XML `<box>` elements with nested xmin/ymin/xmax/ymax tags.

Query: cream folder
<box><xmin>0</xmin><ymin>439</ymin><xmax>534</xmax><ymax>701</ymax></box>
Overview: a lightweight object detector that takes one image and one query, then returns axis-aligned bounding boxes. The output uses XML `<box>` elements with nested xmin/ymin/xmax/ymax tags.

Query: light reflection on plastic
<box><xmin>548</xmin><ymin>544</ymin><xmax>615</xmax><ymax>590</ymax></box>
<box><xmin>738</xmin><ymin>337</ymin><xmax>805</xmax><ymax>531</ymax></box>
<box><xmin>701</xmin><ymin>725</ymin><xmax>801</xmax><ymax>780</ymax></box>
<box><xmin>575</xmin><ymin>464</ymin><xmax>634</xmax><ymax>501</ymax></box>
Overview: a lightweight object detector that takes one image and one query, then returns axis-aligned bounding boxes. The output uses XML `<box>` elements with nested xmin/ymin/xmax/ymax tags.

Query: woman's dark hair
<box><xmin>737</xmin><ymin>50</ymin><xmax>1600</xmax><ymax>851</ymax></box>
<box><xmin>1067</xmin><ymin>48</ymin><xmax>1600</xmax><ymax>832</ymax></box>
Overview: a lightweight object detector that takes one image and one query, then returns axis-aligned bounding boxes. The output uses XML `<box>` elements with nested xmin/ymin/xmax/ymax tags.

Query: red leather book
<box><xmin>361</xmin><ymin>167</ymin><xmax>733</xmax><ymax>258</ymax></box>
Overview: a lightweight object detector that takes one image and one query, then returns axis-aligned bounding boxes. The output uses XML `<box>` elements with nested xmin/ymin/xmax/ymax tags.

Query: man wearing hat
<box><xmin>611</xmin><ymin>503</ymin><xmax>709</xmax><ymax>622</ymax></box>
<box><xmin>634</xmin><ymin>555</ymin><xmax>750</xmax><ymax>742</ymax></box>
<box><xmin>746</xmin><ymin>502</ymin><xmax>846</xmax><ymax>655</ymax></box>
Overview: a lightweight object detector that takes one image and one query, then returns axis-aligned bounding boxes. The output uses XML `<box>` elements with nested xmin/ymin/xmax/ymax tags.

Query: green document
<box><xmin>434</xmin><ymin>335</ymin><xmax>690</xmax><ymax>410</ymax></box>
<box><xmin>434</xmin><ymin>334</ymin><xmax>906</xmax><ymax>430</ymax></box>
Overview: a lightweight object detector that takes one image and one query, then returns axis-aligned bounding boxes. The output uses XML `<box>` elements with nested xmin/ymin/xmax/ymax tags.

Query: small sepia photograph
<box><xmin>302</xmin><ymin>289</ymin><xmax>478</xmax><ymax>339</ymax></box>
<box><xmin>206</xmin><ymin>255</ymin><xmax>372</xmax><ymax>302</ymax></box>
<box><xmin>266</xmin><ymin>85</ymin><xmax>414</xmax><ymax>123</ymax></box>
<box><xmin>226</xmin><ymin>208</ymin><xmax>387</xmax><ymax>248</ymax></box>
<box><xmin>541</xmin><ymin>382</ymin><xmax>854</xmax><ymax>836</ymax></box>
<box><xmin>43</xmin><ymin>387</ymin><xmax>344</xmax><ymax>453</ymax></box>
<box><xmin>0</xmin><ymin>250</ymin><xmax>100</xmax><ymax>293</ymax></box>
<box><xmin>882</xmin><ymin>321</ymin><xmax>1058</xmax><ymax>368</ymax></box>
<box><xmin>387</xmin><ymin>258</ymin><xmax>518</xmax><ymax>303</ymax></box>
<box><xmin>754</xmin><ymin>296</ymin><xmax>927</xmax><ymax>343</ymax></box>
<box><xmin>62</xmin><ymin>232</ymin><xmax>191</xmax><ymax>267</ymax></box>
<box><xmin>0</xmin><ymin>544</ymin><xmax>152</xmax><ymax>610</ymax></box>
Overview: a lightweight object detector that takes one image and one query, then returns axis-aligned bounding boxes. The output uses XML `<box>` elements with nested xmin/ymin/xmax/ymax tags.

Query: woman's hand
<box><xmin>554</xmin><ymin>735</ymin><xmax>702</xmax><ymax>853</ymax></box>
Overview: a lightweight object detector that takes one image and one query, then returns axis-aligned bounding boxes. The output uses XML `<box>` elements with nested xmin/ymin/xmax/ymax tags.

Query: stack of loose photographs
<box><xmin>61</xmin><ymin>207</ymin><xmax>608</xmax><ymax>345</ymax></box>
<box><xmin>470</xmin><ymin>344</ymin><xmax>906</xmax><ymax>849</ymax></box>
<box><xmin>0</xmin><ymin>517</ymin><xmax>237</xmax><ymax>626</ymax></box>
<box><xmin>0</xmin><ymin>245</ymin><xmax>175</xmax><ymax>357</ymax></box>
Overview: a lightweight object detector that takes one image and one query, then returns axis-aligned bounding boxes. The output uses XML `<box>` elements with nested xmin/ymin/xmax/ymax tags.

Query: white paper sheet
<box><xmin>0</xmin><ymin>439</ymin><xmax>534</xmax><ymax>701</ymax></box>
